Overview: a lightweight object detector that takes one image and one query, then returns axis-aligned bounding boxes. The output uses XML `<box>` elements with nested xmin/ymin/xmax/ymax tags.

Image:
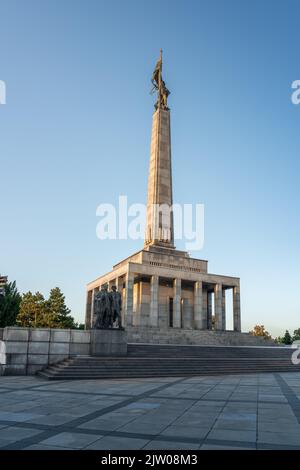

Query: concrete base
<box><xmin>90</xmin><ymin>328</ymin><xmax>127</xmax><ymax>356</ymax></box>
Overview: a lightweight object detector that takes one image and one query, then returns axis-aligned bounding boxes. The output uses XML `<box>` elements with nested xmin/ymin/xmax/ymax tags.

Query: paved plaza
<box><xmin>0</xmin><ymin>373</ymin><xmax>299</xmax><ymax>450</ymax></box>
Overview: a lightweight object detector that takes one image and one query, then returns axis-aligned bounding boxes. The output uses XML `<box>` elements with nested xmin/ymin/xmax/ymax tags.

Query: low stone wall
<box><xmin>0</xmin><ymin>327</ymin><xmax>128</xmax><ymax>376</ymax></box>
<box><xmin>0</xmin><ymin>327</ymin><xmax>92</xmax><ymax>376</ymax></box>
<box><xmin>126</xmin><ymin>326</ymin><xmax>276</xmax><ymax>346</ymax></box>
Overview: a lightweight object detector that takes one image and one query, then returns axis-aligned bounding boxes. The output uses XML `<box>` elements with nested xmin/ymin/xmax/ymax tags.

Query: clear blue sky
<box><xmin>1</xmin><ymin>0</ymin><xmax>299</xmax><ymax>336</ymax></box>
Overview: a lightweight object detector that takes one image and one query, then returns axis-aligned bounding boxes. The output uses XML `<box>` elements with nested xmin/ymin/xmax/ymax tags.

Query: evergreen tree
<box><xmin>0</xmin><ymin>281</ymin><xmax>21</xmax><ymax>327</ymax></box>
<box><xmin>46</xmin><ymin>287</ymin><xmax>76</xmax><ymax>328</ymax></box>
<box><xmin>293</xmin><ymin>329</ymin><xmax>300</xmax><ymax>342</ymax></box>
<box><xmin>16</xmin><ymin>287</ymin><xmax>76</xmax><ymax>329</ymax></box>
<box><xmin>17</xmin><ymin>291</ymin><xmax>47</xmax><ymax>327</ymax></box>
<box><xmin>280</xmin><ymin>330</ymin><xmax>292</xmax><ymax>345</ymax></box>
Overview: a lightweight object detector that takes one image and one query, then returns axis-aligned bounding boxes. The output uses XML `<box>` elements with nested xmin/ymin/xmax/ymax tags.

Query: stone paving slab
<box><xmin>144</xmin><ymin>440</ymin><xmax>201</xmax><ymax>450</ymax></box>
<box><xmin>40</xmin><ymin>432</ymin><xmax>102</xmax><ymax>449</ymax></box>
<box><xmin>0</xmin><ymin>426</ymin><xmax>43</xmax><ymax>442</ymax></box>
<box><xmin>206</xmin><ymin>428</ymin><xmax>257</xmax><ymax>443</ymax></box>
<box><xmin>200</xmin><ymin>444</ymin><xmax>254</xmax><ymax>450</ymax></box>
<box><xmin>24</xmin><ymin>444</ymin><xmax>74</xmax><ymax>450</ymax></box>
<box><xmin>85</xmin><ymin>436</ymin><xmax>149</xmax><ymax>450</ymax></box>
<box><xmin>79</xmin><ymin>415</ymin><xmax>136</xmax><ymax>431</ymax></box>
<box><xmin>0</xmin><ymin>372</ymin><xmax>300</xmax><ymax>450</ymax></box>
<box><xmin>161</xmin><ymin>424</ymin><xmax>211</xmax><ymax>439</ymax></box>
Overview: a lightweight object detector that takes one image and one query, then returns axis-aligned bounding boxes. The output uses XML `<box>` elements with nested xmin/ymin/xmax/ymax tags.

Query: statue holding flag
<box><xmin>151</xmin><ymin>49</ymin><xmax>170</xmax><ymax>110</ymax></box>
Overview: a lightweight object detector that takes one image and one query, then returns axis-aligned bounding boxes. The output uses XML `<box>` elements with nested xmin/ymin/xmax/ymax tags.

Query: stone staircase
<box><xmin>37</xmin><ymin>344</ymin><xmax>300</xmax><ymax>380</ymax></box>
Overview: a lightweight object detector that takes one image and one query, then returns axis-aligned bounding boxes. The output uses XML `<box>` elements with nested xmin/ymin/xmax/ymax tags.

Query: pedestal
<box><xmin>90</xmin><ymin>328</ymin><xmax>127</xmax><ymax>357</ymax></box>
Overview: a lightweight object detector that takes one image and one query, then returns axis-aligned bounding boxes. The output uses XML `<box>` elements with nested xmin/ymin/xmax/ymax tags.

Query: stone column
<box><xmin>114</xmin><ymin>276</ymin><xmax>124</xmax><ymax>325</ymax></box>
<box><xmin>182</xmin><ymin>298</ymin><xmax>192</xmax><ymax>329</ymax></box>
<box><xmin>149</xmin><ymin>275</ymin><xmax>159</xmax><ymax>327</ymax></box>
<box><xmin>139</xmin><ymin>281</ymin><xmax>150</xmax><ymax>327</ymax></box>
<box><xmin>115</xmin><ymin>277</ymin><xmax>122</xmax><ymax>294</ymax></box>
<box><xmin>173</xmin><ymin>278</ymin><xmax>181</xmax><ymax>328</ymax></box>
<box><xmin>85</xmin><ymin>290</ymin><xmax>92</xmax><ymax>329</ymax></box>
<box><xmin>90</xmin><ymin>289</ymin><xmax>96</xmax><ymax>327</ymax></box>
<box><xmin>207</xmin><ymin>292</ymin><xmax>213</xmax><ymax>329</ymax></box>
<box><xmin>194</xmin><ymin>281</ymin><xmax>204</xmax><ymax>329</ymax></box>
<box><xmin>222</xmin><ymin>288</ymin><xmax>226</xmax><ymax>331</ymax></box>
<box><xmin>133</xmin><ymin>282</ymin><xmax>140</xmax><ymax>326</ymax></box>
<box><xmin>233</xmin><ymin>285</ymin><xmax>241</xmax><ymax>332</ymax></box>
<box><xmin>125</xmin><ymin>272</ymin><xmax>134</xmax><ymax>327</ymax></box>
<box><xmin>214</xmin><ymin>284</ymin><xmax>223</xmax><ymax>331</ymax></box>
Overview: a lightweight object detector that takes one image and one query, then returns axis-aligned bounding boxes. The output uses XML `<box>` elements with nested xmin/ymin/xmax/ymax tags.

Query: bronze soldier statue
<box><xmin>110</xmin><ymin>285</ymin><xmax>122</xmax><ymax>328</ymax></box>
<box><xmin>94</xmin><ymin>284</ymin><xmax>111</xmax><ymax>328</ymax></box>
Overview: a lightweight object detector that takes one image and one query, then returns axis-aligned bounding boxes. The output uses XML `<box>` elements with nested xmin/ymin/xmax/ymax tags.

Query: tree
<box><xmin>284</xmin><ymin>330</ymin><xmax>292</xmax><ymax>344</ymax></box>
<box><xmin>276</xmin><ymin>330</ymin><xmax>293</xmax><ymax>345</ymax></box>
<box><xmin>249</xmin><ymin>325</ymin><xmax>272</xmax><ymax>340</ymax></box>
<box><xmin>292</xmin><ymin>329</ymin><xmax>300</xmax><ymax>342</ymax></box>
<box><xmin>0</xmin><ymin>281</ymin><xmax>21</xmax><ymax>327</ymax></box>
<box><xmin>16</xmin><ymin>287</ymin><xmax>77</xmax><ymax>329</ymax></box>
<box><xmin>46</xmin><ymin>287</ymin><xmax>76</xmax><ymax>329</ymax></box>
<box><xmin>17</xmin><ymin>291</ymin><xmax>47</xmax><ymax>327</ymax></box>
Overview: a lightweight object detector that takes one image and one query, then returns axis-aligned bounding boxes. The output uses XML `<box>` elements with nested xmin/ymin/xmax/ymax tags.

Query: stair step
<box><xmin>37</xmin><ymin>343</ymin><xmax>299</xmax><ymax>380</ymax></box>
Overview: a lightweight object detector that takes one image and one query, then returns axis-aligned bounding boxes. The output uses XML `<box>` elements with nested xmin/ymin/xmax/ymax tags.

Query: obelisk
<box><xmin>145</xmin><ymin>51</ymin><xmax>175</xmax><ymax>249</ymax></box>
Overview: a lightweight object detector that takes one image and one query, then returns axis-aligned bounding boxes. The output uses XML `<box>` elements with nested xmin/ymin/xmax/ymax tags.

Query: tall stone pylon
<box><xmin>145</xmin><ymin>52</ymin><xmax>175</xmax><ymax>249</ymax></box>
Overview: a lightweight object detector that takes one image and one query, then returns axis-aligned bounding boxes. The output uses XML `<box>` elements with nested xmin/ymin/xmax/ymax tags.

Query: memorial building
<box><xmin>85</xmin><ymin>52</ymin><xmax>242</xmax><ymax>345</ymax></box>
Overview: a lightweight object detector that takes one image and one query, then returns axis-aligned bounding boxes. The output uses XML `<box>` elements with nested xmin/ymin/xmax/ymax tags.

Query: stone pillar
<box><xmin>194</xmin><ymin>281</ymin><xmax>204</xmax><ymax>329</ymax></box>
<box><xmin>222</xmin><ymin>288</ymin><xmax>226</xmax><ymax>331</ymax></box>
<box><xmin>139</xmin><ymin>281</ymin><xmax>150</xmax><ymax>327</ymax></box>
<box><xmin>233</xmin><ymin>285</ymin><xmax>241</xmax><ymax>332</ymax></box>
<box><xmin>115</xmin><ymin>277</ymin><xmax>124</xmax><ymax>325</ymax></box>
<box><xmin>182</xmin><ymin>298</ymin><xmax>192</xmax><ymax>329</ymax></box>
<box><xmin>173</xmin><ymin>278</ymin><xmax>181</xmax><ymax>328</ymax></box>
<box><xmin>214</xmin><ymin>284</ymin><xmax>223</xmax><ymax>331</ymax></box>
<box><xmin>85</xmin><ymin>290</ymin><xmax>92</xmax><ymax>329</ymax></box>
<box><xmin>149</xmin><ymin>275</ymin><xmax>159</xmax><ymax>327</ymax></box>
<box><xmin>90</xmin><ymin>289</ymin><xmax>96</xmax><ymax>328</ymax></box>
<box><xmin>115</xmin><ymin>277</ymin><xmax>122</xmax><ymax>293</ymax></box>
<box><xmin>125</xmin><ymin>272</ymin><xmax>134</xmax><ymax>327</ymax></box>
<box><xmin>207</xmin><ymin>292</ymin><xmax>213</xmax><ymax>329</ymax></box>
<box><xmin>133</xmin><ymin>282</ymin><xmax>140</xmax><ymax>326</ymax></box>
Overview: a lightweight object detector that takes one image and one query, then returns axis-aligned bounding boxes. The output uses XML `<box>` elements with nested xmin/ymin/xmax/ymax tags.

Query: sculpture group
<box><xmin>93</xmin><ymin>285</ymin><xmax>122</xmax><ymax>329</ymax></box>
